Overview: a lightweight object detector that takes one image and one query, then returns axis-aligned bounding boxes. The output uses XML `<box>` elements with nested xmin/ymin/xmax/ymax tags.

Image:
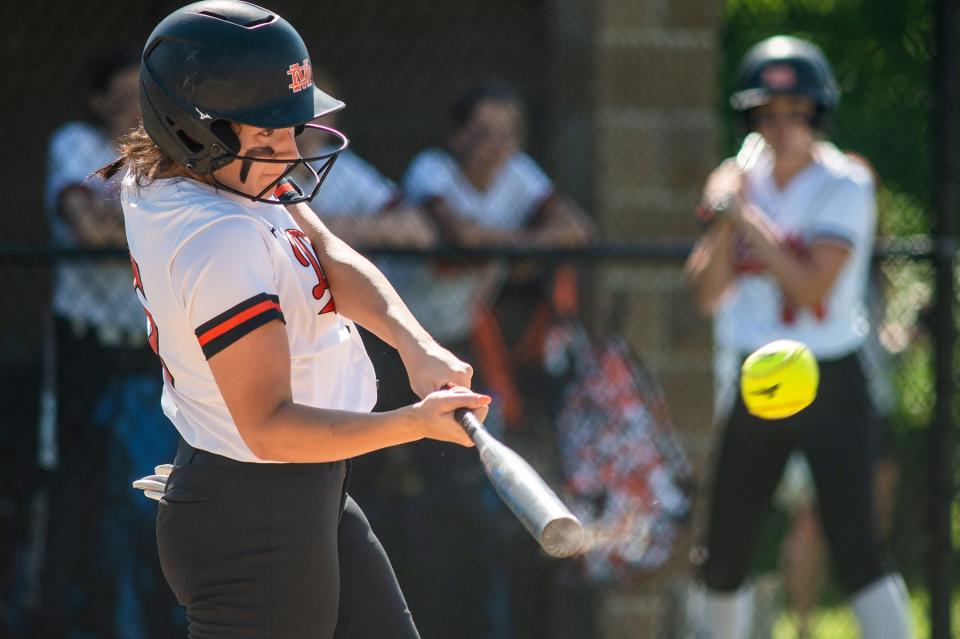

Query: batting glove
<box><xmin>132</xmin><ymin>464</ymin><xmax>174</xmax><ymax>501</ymax></box>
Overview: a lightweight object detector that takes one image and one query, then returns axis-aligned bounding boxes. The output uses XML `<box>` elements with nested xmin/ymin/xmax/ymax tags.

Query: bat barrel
<box><xmin>455</xmin><ymin>408</ymin><xmax>585</xmax><ymax>558</ymax></box>
<box><xmin>542</xmin><ymin>516</ymin><xmax>586</xmax><ymax>558</ymax></box>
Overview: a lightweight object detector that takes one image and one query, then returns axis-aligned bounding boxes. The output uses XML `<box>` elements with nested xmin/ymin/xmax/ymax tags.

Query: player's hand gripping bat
<box><xmin>454</xmin><ymin>408</ymin><xmax>584</xmax><ymax>558</ymax></box>
<box><xmin>698</xmin><ymin>132</ymin><xmax>767</xmax><ymax>226</ymax></box>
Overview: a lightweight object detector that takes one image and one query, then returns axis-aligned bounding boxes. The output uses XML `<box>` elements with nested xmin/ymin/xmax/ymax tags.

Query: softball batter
<box><xmin>101</xmin><ymin>2</ymin><xmax>489</xmax><ymax>637</ymax></box>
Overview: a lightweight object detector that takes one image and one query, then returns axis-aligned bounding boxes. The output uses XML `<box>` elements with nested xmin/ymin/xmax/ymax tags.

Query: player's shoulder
<box><xmin>407</xmin><ymin>147</ymin><xmax>456</xmax><ymax>174</ymax></box>
<box><xmin>506</xmin><ymin>152</ymin><xmax>550</xmax><ymax>181</ymax></box>
<box><xmin>508</xmin><ymin>151</ymin><xmax>544</xmax><ymax>172</ymax></box>
<box><xmin>179</xmin><ymin>195</ymin><xmax>273</xmax><ymax>249</ymax></box>
<box><xmin>48</xmin><ymin>121</ymin><xmax>103</xmax><ymax>148</ymax></box>
<box><xmin>816</xmin><ymin>142</ymin><xmax>875</xmax><ymax>191</ymax></box>
<box><xmin>129</xmin><ymin>177</ymin><xmax>274</xmax><ymax>252</ymax></box>
<box><xmin>335</xmin><ymin>149</ymin><xmax>392</xmax><ymax>183</ymax></box>
<box><xmin>176</xmin><ymin>212</ymin><xmax>273</xmax><ymax>259</ymax></box>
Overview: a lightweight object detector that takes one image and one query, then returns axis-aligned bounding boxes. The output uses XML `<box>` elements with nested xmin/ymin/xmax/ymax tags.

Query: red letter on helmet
<box><xmin>762</xmin><ymin>64</ymin><xmax>797</xmax><ymax>90</ymax></box>
<box><xmin>287</xmin><ymin>58</ymin><xmax>313</xmax><ymax>93</ymax></box>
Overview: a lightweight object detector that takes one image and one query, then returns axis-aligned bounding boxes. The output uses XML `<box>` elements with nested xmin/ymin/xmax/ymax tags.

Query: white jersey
<box><xmin>723</xmin><ymin>142</ymin><xmax>876</xmax><ymax>358</ymax></box>
<box><xmin>403</xmin><ymin>148</ymin><xmax>554</xmax><ymax>230</ymax></box>
<box><xmin>398</xmin><ymin>148</ymin><xmax>554</xmax><ymax>341</ymax></box>
<box><xmin>122</xmin><ymin>174</ymin><xmax>377</xmax><ymax>462</ymax></box>
<box><xmin>44</xmin><ymin>121</ymin><xmax>144</xmax><ymax>332</ymax></box>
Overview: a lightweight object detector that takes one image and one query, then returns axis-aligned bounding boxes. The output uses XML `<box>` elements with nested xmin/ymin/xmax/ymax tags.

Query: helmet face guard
<box><xmin>208</xmin><ymin>124</ymin><xmax>349</xmax><ymax>204</ymax></box>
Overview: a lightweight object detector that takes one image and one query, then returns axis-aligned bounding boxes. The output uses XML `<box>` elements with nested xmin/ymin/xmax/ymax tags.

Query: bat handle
<box><xmin>454</xmin><ymin>407</ymin><xmax>483</xmax><ymax>438</ymax></box>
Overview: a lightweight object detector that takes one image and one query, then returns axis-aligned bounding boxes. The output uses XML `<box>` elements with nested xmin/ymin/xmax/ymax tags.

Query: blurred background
<box><xmin>0</xmin><ymin>0</ymin><xmax>957</xmax><ymax>637</ymax></box>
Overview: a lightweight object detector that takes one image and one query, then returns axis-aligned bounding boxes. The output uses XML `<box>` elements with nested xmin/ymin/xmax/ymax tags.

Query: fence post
<box><xmin>930</xmin><ymin>0</ymin><xmax>959</xmax><ymax>637</ymax></box>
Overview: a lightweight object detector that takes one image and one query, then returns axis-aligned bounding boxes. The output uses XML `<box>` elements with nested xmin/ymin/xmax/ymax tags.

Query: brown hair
<box><xmin>95</xmin><ymin>121</ymin><xmax>195</xmax><ymax>184</ymax></box>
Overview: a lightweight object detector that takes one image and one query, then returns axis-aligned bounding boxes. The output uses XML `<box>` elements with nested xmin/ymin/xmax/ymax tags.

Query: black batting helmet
<box><xmin>730</xmin><ymin>35</ymin><xmax>839</xmax><ymax>128</ymax></box>
<box><xmin>139</xmin><ymin>0</ymin><xmax>347</xmax><ymax>203</ymax></box>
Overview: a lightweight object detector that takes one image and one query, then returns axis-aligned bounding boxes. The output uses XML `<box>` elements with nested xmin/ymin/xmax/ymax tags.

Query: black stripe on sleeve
<box><xmin>194</xmin><ymin>293</ymin><xmax>281</xmax><ymax>338</ymax></box>
<box><xmin>199</xmin><ymin>307</ymin><xmax>284</xmax><ymax>360</ymax></box>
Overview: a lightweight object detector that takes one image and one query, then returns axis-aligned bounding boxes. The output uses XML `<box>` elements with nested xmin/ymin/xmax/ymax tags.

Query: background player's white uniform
<box><xmin>122</xmin><ymin>174</ymin><xmax>377</xmax><ymax>462</ymax></box>
<box><xmin>725</xmin><ymin>141</ymin><xmax>876</xmax><ymax>357</ymax></box>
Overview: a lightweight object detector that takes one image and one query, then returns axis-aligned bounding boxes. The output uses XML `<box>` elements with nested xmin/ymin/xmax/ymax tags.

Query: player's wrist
<box><xmin>394</xmin><ymin>329</ymin><xmax>437</xmax><ymax>365</ymax></box>
<box><xmin>697</xmin><ymin>193</ymin><xmax>740</xmax><ymax>227</ymax></box>
<box><xmin>375</xmin><ymin>405</ymin><xmax>424</xmax><ymax>444</ymax></box>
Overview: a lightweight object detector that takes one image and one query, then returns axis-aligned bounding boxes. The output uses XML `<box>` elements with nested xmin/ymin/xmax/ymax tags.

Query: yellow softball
<box><xmin>740</xmin><ymin>340</ymin><xmax>819</xmax><ymax>420</ymax></box>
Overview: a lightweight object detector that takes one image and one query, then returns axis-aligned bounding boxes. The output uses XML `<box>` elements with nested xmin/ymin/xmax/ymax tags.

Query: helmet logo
<box><xmin>762</xmin><ymin>64</ymin><xmax>796</xmax><ymax>90</ymax></box>
<box><xmin>195</xmin><ymin>107</ymin><xmax>212</xmax><ymax>121</ymax></box>
<box><xmin>287</xmin><ymin>58</ymin><xmax>313</xmax><ymax>93</ymax></box>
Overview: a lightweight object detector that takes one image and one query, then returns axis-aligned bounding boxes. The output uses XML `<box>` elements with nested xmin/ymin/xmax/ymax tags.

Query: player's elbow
<box><xmin>693</xmin><ymin>290</ymin><xmax>723</xmax><ymax>317</ymax></box>
<box><xmin>239</xmin><ymin>425</ymin><xmax>277</xmax><ymax>461</ymax></box>
<box><xmin>688</xmin><ymin>273</ymin><xmax>728</xmax><ymax>317</ymax></box>
<box><xmin>236</xmin><ymin>401</ymin><xmax>295</xmax><ymax>461</ymax></box>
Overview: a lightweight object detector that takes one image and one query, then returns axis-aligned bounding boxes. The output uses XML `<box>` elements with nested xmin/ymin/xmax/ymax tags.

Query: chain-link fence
<box><xmin>0</xmin><ymin>1</ymin><xmax>956</xmax><ymax>638</ymax></box>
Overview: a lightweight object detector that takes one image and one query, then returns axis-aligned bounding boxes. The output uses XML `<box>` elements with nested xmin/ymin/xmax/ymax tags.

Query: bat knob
<box><xmin>541</xmin><ymin>515</ymin><xmax>585</xmax><ymax>558</ymax></box>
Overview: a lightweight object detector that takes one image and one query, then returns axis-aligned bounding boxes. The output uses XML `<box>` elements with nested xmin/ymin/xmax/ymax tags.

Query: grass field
<box><xmin>771</xmin><ymin>590</ymin><xmax>960</xmax><ymax>638</ymax></box>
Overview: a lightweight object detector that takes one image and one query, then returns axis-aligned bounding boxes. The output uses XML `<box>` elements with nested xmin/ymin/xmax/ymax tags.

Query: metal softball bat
<box><xmin>455</xmin><ymin>408</ymin><xmax>584</xmax><ymax>558</ymax></box>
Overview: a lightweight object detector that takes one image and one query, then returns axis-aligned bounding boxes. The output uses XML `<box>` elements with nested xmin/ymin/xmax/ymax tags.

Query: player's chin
<box><xmin>258</xmin><ymin>173</ymin><xmax>285</xmax><ymax>189</ymax></box>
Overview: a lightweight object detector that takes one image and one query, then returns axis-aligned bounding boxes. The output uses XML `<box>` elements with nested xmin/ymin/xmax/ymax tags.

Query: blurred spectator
<box><xmin>394</xmin><ymin>79</ymin><xmax>592</xmax><ymax>639</ymax></box>
<box><xmin>684</xmin><ymin>36</ymin><xmax>910</xmax><ymax>639</ymax></box>
<box><xmin>39</xmin><ymin>46</ymin><xmax>180</xmax><ymax>637</ymax></box>
<box><xmin>401</xmin><ymin>79</ymin><xmax>591</xmax><ymax>423</ymax></box>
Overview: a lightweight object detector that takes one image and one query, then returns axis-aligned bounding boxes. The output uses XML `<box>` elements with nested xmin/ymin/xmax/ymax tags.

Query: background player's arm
<box><xmin>734</xmin><ymin>203</ymin><xmax>851</xmax><ymax>307</ymax></box>
<box><xmin>424</xmin><ymin>195</ymin><xmax>592</xmax><ymax>248</ymax></box>
<box><xmin>686</xmin><ymin>219</ymin><xmax>737</xmax><ymax>316</ymax></box>
<box><xmin>524</xmin><ymin>194</ymin><xmax>593</xmax><ymax>247</ymax></box>
<box><xmin>207</xmin><ymin>319</ymin><xmax>488</xmax><ymax>462</ymax></box>
<box><xmin>58</xmin><ymin>186</ymin><xmax>128</xmax><ymax>246</ymax></box>
<box><xmin>285</xmin><ymin>201</ymin><xmax>472</xmax><ymax>397</ymax></box>
<box><xmin>320</xmin><ymin>206</ymin><xmax>437</xmax><ymax>249</ymax></box>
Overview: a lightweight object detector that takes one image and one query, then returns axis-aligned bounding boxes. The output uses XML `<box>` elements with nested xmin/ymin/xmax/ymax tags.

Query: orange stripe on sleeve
<box><xmin>197</xmin><ymin>299</ymin><xmax>282</xmax><ymax>347</ymax></box>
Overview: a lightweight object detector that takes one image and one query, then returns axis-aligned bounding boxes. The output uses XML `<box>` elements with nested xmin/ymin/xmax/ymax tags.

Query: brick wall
<box><xmin>549</xmin><ymin>1</ymin><xmax>724</xmax><ymax>635</ymax></box>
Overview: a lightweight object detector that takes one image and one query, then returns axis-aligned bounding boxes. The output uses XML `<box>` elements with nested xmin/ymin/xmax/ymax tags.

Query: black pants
<box><xmin>701</xmin><ymin>351</ymin><xmax>893</xmax><ymax>595</ymax></box>
<box><xmin>158</xmin><ymin>438</ymin><xmax>419</xmax><ymax>639</ymax></box>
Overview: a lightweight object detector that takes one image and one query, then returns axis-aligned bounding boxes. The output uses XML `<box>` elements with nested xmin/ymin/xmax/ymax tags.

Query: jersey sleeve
<box><xmin>808</xmin><ymin>175</ymin><xmax>876</xmax><ymax>250</ymax></box>
<box><xmin>402</xmin><ymin>149</ymin><xmax>451</xmax><ymax>204</ymax></box>
<box><xmin>171</xmin><ymin>215</ymin><xmax>285</xmax><ymax>360</ymax></box>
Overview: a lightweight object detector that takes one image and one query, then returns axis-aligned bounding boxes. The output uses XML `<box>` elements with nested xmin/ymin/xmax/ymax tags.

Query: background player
<box><xmin>684</xmin><ymin>35</ymin><xmax>911</xmax><ymax>638</ymax></box>
<box><xmin>103</xmin><ymin>2</ymin><xmax>490</xmax><ymax>637</ymax></box>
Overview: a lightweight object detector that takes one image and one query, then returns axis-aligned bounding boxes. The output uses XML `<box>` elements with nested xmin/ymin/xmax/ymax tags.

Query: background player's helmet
<box><xmin>139</xmin><ymin>0</ymin><xmax>346</xmax><ymax>202</ymax></box>
<box><xmin>730</xmin><ymin>35</ymin><xmax>839</xmax><ymax>129</ymax></box>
